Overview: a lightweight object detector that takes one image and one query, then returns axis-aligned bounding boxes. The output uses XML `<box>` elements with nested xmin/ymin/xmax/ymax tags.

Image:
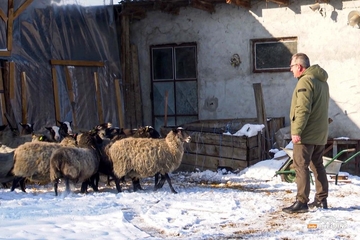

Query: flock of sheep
<box><xmin>0</xmin><ymin>121</ymin><xmax>191</xmax><ymax>196</ymax></box>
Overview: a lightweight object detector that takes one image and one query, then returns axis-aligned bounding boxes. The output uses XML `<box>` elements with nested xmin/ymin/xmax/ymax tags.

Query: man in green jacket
<box><xmin>282</xmin><ymin>53</ymin><xmax>329</xmax><ymax>214</ymax></box>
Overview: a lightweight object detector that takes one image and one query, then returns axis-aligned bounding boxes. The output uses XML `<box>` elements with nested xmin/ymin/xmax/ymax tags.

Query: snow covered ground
<box><xmin>1</xmin><ymin>153</ymin><xmax>359</xmax><ymax>239</ymax></box>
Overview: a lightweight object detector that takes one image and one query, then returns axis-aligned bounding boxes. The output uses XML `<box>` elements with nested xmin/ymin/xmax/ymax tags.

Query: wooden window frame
<box><xmin>251</xmin><ymin>36</ymin><xmax>298</xmax><ymax>73</ymax></box>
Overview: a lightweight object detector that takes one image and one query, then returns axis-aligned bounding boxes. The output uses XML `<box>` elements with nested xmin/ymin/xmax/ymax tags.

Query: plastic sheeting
<box><xmin>0</xmin><ymin>0</ymin><xmax>122</xmax><ymax>133</ymax></box>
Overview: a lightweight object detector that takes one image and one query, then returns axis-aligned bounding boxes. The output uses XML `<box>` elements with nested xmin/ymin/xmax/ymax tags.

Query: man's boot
<box><xmin>282</xmin><ymin>200</ymin><xmax>309</xmax><ymax>214</ymax></box>
<box><xmin>308</xmin><ymin>199</ymin><xmax>328</xmax><ymax>209</ymax></box>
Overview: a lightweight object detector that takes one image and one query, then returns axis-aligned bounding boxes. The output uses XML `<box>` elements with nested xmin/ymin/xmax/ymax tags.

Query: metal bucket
<box><xmin>323</xmin><ymin>157</ymin><xmax>343</xmax><ymax>175</ymax></box>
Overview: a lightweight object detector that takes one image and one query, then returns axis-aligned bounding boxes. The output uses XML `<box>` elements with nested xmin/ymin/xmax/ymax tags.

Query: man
<box><xmin>282</xmin><ymin>53</ymin><xmax>329</xmax><ymax>214</ymax></box>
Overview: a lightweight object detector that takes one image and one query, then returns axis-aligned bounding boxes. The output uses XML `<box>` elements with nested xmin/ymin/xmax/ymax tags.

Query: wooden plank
<box><xmin>114</xmin><ymin>79</ymin><xmax>125</xmax><ymax>128</ymax></box>
<box><xmin>64</xmin><ymin>67</ymin><xmax>77</xmax><ymax>127</ymax></box>
<box><xmin>51</xmin><ymin>67</ymin><xmax>61</xmax><ymax>122</ymax></box>
<box><xmin>0</xmin><ymin>66</ymin><xmax>7</xmax><ymax>124</ymax></box>
<box><xmin>20</xmin><ymin>72</ymin><xmax>27</xmax><ymax>124</ymax></box>
<box><xmin>14</xmin><ymin>0</ymin><xmax>34</xmax><ymax>19</ymax></box>
<box><xmin>181</xmin><ymin>153</ymin><xmax>219</xmax><ymax>171</ymax></box>
<box><xmin>253</xmin><ymin>83</ymin><xmax>270</xmax><ymax>159</ymax></box>
<box><xmin>131</xmin><ymin>44</ymin><xmax>143</xmax><ymax>126</ymax></box>
<box><xmin>121</xmin><ymin>15</ymin><xmax>132</xmax><ymax>128</ymax></box>
<box><xmin>0</xmin><ymin>51</ymin><xmax>11</xmax><ymax>57</ymax></box>
<box><xmin>0</xmin><ymin>9</ymin><xmax>8</xmax><ymax>22</ymax></box>
<box><xmin>7</xmin><ymin>0</ymin><xmax>14</xmax><ymax>51</ymax></box>
<box><xmin>94</xmin><ymin>72</ymin><xmax>104</xmax><ymax>124</ymax></box>
<box><xmin>181</xmin><ymin>153</ymin><xmax>251</xmax><ymax>172</ymax></box>
<box><xmin>185</xmin><ymin>142</ymin><xmax>248</xmax><ymax>161</ymax></box>
<box><xmin>9</xmin><ymin>62</ymin><xmax>15</xmax><ymax>100</ymax></box>
<box><xmin>50</xmin><ymin>59</ymin><xmax>104</xmax><ymax>67</ymax></box>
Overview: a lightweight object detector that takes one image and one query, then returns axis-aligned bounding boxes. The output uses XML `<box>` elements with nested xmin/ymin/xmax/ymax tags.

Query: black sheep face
<box><xmin>57</xmin><ymin>120</ymin><xmax>73</xmax><ymax>137</ymax></box>
<box><xmin>19</xmin><ymin>123</ymin><xmax>34</xmax><ymax>135</ymax></box>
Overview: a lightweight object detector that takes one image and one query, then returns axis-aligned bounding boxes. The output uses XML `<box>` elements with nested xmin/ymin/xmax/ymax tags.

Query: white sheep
<box><xmin>108</xmin><ymin>127</ymin><xmax>191</xmax><ymax>193</ymax></box>
<box><xmin>49</xmin><ymin>131</ymin><xmax>102</xmax><ymax>196</ymax></box>
<box><xmin>10</xmin><ymin>135</ymin><xmax>77</xmax><ymax>192</ymax></box>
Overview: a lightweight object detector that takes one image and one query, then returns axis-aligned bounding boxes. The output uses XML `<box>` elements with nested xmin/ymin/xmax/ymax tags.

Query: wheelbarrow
<box><xmin>275</xmin><ymin>148</ymin><xmax>360</xmax><ymax>185</ymax></box>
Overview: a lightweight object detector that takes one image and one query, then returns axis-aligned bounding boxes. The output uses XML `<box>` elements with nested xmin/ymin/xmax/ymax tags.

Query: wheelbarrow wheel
<box><xmin>281</xmin><ymin>172</ymin><xmax>296</xmax><ymax>183</ymax></box>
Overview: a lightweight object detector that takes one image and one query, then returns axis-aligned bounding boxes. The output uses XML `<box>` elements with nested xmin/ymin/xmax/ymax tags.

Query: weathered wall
<box><xmin>130</xmin><ymin>0</ymin><xmax>360</xmax><ymax>139</ymax></box>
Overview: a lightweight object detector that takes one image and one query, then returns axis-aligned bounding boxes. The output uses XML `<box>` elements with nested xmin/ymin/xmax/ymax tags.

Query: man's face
<box><xmin>290</xmin><ymin>60</ymin><xmax>301</xmax><ymax>78</ymax></box>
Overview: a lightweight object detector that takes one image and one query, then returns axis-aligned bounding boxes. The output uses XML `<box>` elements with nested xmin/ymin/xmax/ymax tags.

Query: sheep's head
<box><xmin>19</xmin><ymin>122</ymin><xmax>34</xmax><ymax>135</ymax></box>
<box><xmin>133</xmin><ymin>126</ymin><xmax>160</xmax><ymax>139</ymax></box>
<box><xmin>174</xmin><ymin>127</ymin><xmax>191</xmax><ymax>143</ymax></box>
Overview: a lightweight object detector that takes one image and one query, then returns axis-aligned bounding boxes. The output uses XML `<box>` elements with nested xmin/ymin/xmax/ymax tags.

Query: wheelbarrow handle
<box><xmin>344</xmin><ymin>148</ymin><xmax>356</xmax><ymax>152</ymax></box>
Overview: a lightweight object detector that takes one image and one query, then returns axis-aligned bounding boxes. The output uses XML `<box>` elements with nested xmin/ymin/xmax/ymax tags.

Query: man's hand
<box><xmin>292</xmin><ymin>134</ymin><xmax>301</xmax><ymax>144</ymax></box>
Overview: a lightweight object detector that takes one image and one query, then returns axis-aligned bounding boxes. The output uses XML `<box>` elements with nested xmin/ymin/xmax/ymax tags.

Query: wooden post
<box><xmin>64</xmin><ymin>67</ymin><xmax>77</xmax><ymax>127</ymax></box>
<box><xmin>0</xmin><ymin>67</ymin><xmax>7</xmax><ymax>124</ymax></box>
<box><xmin>121</xmin><ymin>15</ymin><xmax>132</xmax><ymax>128</ymax></box>
<box><xmin>131</xmin><ymin>44</ymin><xmax>143</xmax><ymax>126</ymax></box>
<box><xmin>51</xmin><ymin>67</ymin><xmax>61</xmax><ymax>122</ymax></box>
<box><xmin>7</xmin><ymin>0</ymin><xmax>14</xmax><ymax>51</ymax></box>
<box><xmin>9</xmin><ymin>62</ymin><xmax>15</xmax><ymax>100</ymax></box>
<box><xmin>164</xmin><ymin>90</ymin><xmax>168</xmax><ymax>127</ymax></box>
<box><xmin>20</xmin><ymin>71</ymin><xmax>27</xmax><ymax>124</ymax></box>
<box><xmin>94</xmin><ymin>72</ymin><xmax>104</xmax><ymax>124</ymax></box>
<box><xmin>253</xmin><ymin>83</ymin><xmax>271</xmax><ymax>159</ymax></box>
<box><xmin>114</xmin><ymin>79</ymin><xmax>124</xmax><ymax>128</ymax></box>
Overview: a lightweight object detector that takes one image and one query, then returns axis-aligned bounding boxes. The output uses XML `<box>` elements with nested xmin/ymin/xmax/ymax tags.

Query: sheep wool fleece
<box><xmin>110</xmin><ymin>131</ymin><xmax>186</xmax><ymax>179</ymax></box>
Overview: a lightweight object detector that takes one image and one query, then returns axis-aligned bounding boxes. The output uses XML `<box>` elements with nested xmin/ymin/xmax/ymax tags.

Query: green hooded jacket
<box><xmin>290</xmin><ymin>64</ymin><xmax>329</xmax><ymax>145</ymax></box>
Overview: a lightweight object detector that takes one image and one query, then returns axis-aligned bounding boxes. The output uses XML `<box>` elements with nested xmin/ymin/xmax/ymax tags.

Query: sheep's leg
<box><xmin>154</xmin><ymin>173</ymin><xmax>160</xmax><ymax>186</ymax></box>
<box><xmin>54</xmin><ymin>179</ymin><xmax>59</xmax><ymax>196</ymax></box>
<box><xmin>155</xmin><ymin>173</ymin><xmax>177</xmax><ymax>194</ymax></box>
<box><xmin>80</xmin><ymin>181</ymin><xmax>88</xmax><ymax>194</ymax></box>
<box><xmin>154</xmin><ymin>174</ymin><xmax>166</xmax><ymax>190</ymax></box>
<box><xmin>11</xmin><ymin>177</ymin><xmax>26</xmax><ymax>192</ymax></box>
<box><xmin>132</xmin><ymin>178</ymin><xmax>143</xmax><ymax>192</ymax></box>
<box><xmin>114</xmin><ymin>176</ymin><xmax>122</xmax><ymax>192</ymax></box>
<box><xmin>65</xmin><ymin>178</ymin><xmax>71</xmax><ymax>194</ymax></box>
<box><xmin>89</xmin><ymin>174</ymin><xmax>99</xmax><ymax>192</ymax></box>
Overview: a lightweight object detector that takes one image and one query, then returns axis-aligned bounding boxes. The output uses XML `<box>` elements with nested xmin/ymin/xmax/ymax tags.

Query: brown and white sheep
<box><xmin>49</xmin><ymin>131</ymin><xmax>102</xmax><ymax>196</ymax></box>
<box><xmin>108</xmin><ymin>127</ymin><xmax>190</xmax><ymax>193</ymax></box>
<box><xmin>10</xmin><ymin>135</ymin><xmax>77</xmax><ymax>192</ymax></box>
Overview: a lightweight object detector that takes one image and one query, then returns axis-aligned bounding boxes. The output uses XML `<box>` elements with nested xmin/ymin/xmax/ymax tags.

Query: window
<box><xmin>151</xmin><ymin>43</ymin><xmax>198</xmax><ymax>131</ymax></box>
<box><xmin>251</xmin><ymin>37</ymin><xmax>298</xmax><ymax>73</ymax></box>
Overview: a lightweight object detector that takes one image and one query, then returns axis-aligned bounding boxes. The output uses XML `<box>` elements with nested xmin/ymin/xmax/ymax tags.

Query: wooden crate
<box><xmin>160</xmin><ymin>119</ymin><xmax>275</xmax><ymax>172</ymax></box>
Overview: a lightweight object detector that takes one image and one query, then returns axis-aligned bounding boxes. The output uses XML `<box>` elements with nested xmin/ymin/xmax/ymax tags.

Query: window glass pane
<box><xmin>152</xmin><ymin>48</ymin><xmax>173</xmax><ymax>80</ymax></box>
<box><xmin>175</xmin><ymin>81</ymin><xmax>198</xmax><ymax>114</ymax></box>
<box><xmin>175</xmin><ymin>46</ymin><xmax>196</xmax><ymax>79</ymax></box>
<box><xmin>153</xmin><ymin>82</ymin><xmax>175</xmax><ymax>115</ymax></box>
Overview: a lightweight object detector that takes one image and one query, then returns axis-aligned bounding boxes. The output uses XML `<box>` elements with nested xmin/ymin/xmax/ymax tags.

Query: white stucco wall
<box><xmin>130</xmin><ymin>0</ymin><xmax>360</xmax><ymax>139</ymax></box>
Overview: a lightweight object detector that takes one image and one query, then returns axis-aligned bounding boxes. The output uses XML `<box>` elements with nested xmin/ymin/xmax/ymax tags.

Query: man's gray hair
<box><xmin>292</xmin><ymin>53</ymin><xmax>310</xmax><ymax>68</ymax></box>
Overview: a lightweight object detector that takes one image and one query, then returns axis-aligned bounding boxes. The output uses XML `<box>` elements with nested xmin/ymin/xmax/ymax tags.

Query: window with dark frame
<box><xmin>151</xmin><ymin>43</ymin><xmax>198</xmax><ymax>132</ymax></box>
<box><xmin>251</xmin><ymin>37</ymin><xmax>298</xmax><ymax>73</ymax></box>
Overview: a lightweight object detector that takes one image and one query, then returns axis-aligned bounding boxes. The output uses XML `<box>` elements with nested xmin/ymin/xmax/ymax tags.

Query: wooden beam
<box><xmin>121</xmin><ymin>15</ymin><xmax>132</xmax><ymax>128</ymax></box>
<box><xmin>21</xmin><ymin>72</ymin><xmax>27</xmax><ymax>124</ymax></box>
<box><xmin>50</xmin><ymin>59</ymin><xmax>104</xmax><ymax>67</ymax></box>
<box><xmin>0</xmin><ymin>9</ymin><xmax>8</xmax><ymax>22</ymax></box>
<box><xmin>14</xmin><ymin>0</ymin><xmax>34</xmax><ymax>19</ymax></box>
<box><xmin>130</xmin><ymin>44</ymin><xmax>143</xmax><ymax>126</ymax></box>
<box><xmin>0</xmin><ymin>51</ymin><xmax>11</xmax><ymax>57</ymax></box>
<box><xmin>0</xmin><ymin>66</ymin><xmax>7</xmax><ymax>124</ymax></box>
<box><xmin>226</xmin><ymin>0</ymin><xmax>251</xmax><ymax>8</ymax></box>
<box><xmin>114</xmin><ymin>79</ymin><xmax>125</xmax><ymax>128</ymax></box>
<box><xmin>9</xmin><ymin>62</ymin><xmax>15</xmax><ymax>100</ymax></box>
<box><xmin>94</xmin><ymin>72</ymin><xmax>104</xmax><ymax>124</ymax></box>
<box><xmin>51</xmin><ymin>67</ymin><xmax>61</xmax><ymax>123</ymax></box>
<box><xmin>191</xmin><ymin>0</ymin><xmax>215</xmax><ymax>14</ymax></box>
<box><xmin>253</xmin><ymin>83</ymin><xmax>270</xmax><ymax>159</ymax></box>
<box><xmin>266</xmin><ymin>0</ymin><xmax>289</xmax><ymax>6</ymax></box>
<box><xmin>64</xmin><ymin>67</ymin><xmax>77</xmax><ymax>127</ymax></box>
<box><xmin>7</xmin><ymin>0</ymin><xmax>14</xmax><ymax>51</ymax></box>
